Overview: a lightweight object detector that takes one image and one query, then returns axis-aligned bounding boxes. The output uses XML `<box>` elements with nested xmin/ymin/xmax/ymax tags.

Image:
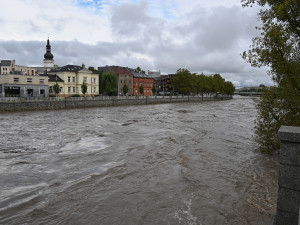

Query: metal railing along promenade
<box><xmin>0</xmin><ymin>95</ymin><xmax>220</xmax><ymax>102</ymax></box>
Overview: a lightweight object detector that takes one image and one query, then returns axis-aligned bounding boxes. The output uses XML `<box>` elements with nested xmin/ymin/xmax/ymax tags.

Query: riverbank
<box><xmin>0</xmin><ymin>95</ymin><xmax>232</xmax><ymax>113</ymax></box>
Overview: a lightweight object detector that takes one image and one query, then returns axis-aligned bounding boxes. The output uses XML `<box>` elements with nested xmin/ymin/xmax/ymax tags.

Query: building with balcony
<box><xmin>154</xmin><ymin>74</ymin><xmax>175</xmax><ymax>95</ymax></box>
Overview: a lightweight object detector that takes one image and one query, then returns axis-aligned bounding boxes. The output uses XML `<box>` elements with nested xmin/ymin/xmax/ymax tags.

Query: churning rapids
<box><xmin>0</xmin><ymin>96</ymin><xmax>278</xmax><ymax>225</ymax></box>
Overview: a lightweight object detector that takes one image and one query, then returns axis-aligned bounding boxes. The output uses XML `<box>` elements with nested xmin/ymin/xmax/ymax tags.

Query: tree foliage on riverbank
<box><xmin>242</xmin><ymin>0</ymin><xmax>300</xmax><ymax>153</ymax></box>
<box><xmin>171</xmin><ymin>69</ymin><xmax>235</xmax><ymax>95</ymax></box>
<box><xmin>101</xmin><ymin>71</ymin><xmax>118</xmax><ymax>96</ymax></box>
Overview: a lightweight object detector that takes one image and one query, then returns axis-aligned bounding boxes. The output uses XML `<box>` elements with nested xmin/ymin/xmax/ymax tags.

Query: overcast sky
<box><xmin>0</xmin><ymin>0</ymin><xmax>273</xmax><ymax>87</ymax></box>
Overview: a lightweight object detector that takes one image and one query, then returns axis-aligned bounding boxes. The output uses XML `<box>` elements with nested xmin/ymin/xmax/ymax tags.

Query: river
<box><xmin>0</xmin><ymin>96</ymin><xmax>278</xmax><ymax>225</ymax></box>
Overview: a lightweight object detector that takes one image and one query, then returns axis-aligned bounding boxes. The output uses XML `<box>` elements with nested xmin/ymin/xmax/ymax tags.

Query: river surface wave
<box><xmin>0</xmin><ymin>96</ymin><xmax>278</xmax><ymax>225</ymax></box>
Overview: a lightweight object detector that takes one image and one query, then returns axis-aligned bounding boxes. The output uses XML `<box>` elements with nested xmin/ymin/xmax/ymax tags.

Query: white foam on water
<box><xmin>171</xmin><ymin>195</ymin><xmax>200</xmax><ymax>225</ymax></box>
<box><xmin>58</xmin><ymin>136</ymin><xmax>109</xmax><ymax>155</ymax></box>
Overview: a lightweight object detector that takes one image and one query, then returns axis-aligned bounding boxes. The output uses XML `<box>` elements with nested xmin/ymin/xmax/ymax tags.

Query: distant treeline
<box><xmin>171</xmin><ymin>69</ymin><xmax>235</xmax><ymax>95</ymax></box>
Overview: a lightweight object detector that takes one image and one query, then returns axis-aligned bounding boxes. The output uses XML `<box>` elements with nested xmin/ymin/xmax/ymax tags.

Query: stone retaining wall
<box><xmin>273</xmin><ymin>126</ymin><xmax>300</xmax><ymax>225</ymax></box>
<box><xmin>0</xmin><ymin>96</ymin><xmax>230</xmax><ymax>113</ymax></box>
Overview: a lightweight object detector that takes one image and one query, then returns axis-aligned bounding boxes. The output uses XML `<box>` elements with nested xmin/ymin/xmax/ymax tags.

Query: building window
<box><xmin>72</xmin><ymin>77</ymin><xmax>76</xmax><ymax>82</ymax></box>
<box><xmin>68</xmin><ymin>76</ymin><xmax>71</xmax><ymax>82</ymax></box>
<box><xmin>68</xmin><ymin>86</ymin><xmax>71</xmax><ymax>93</ymax></box>
<box><xmin>27</xmin><ymin>78</ymin><xmax>32</xmax><ymax>83</ymax></box>
<box><xmin>73</xmin><ymin>87</ymin><xmax>75</xmax><ymax>92</ymax></box>
<box><xmin>27</xmin><ymin>89</ymin><xmax>33</xmax><ymax>96</ymax></box>
<box><xmin>93</xmin><ymin>78</ymin><xmax>96</xmax><ymax>84</ymax></box>
<box><xmin>93</xmin><ymin>87</ymin><xmax>96</xmax><ymax>93</ymax></box>
<box><xmin>60</xmin><ymin>87</ymin><xmax>63</xmax><ymax>92</ymax></box>
<box><xmin>40</xmin><ymin>89</ymin><xmax>45</xmax><ymax>95</ymax></box>
<box><xmin>5</xmin><ymin>86</ymin><xmax>20</xmax><ymax>97</ymax></box>
<box><xmin>83</xmin><ymin>77</ymin><xmax>87</xmax><ymax>83</ymax></box>
<box><xmin>40</xmin><ymin>79</ymin><xmax>44</xmax><ymax>84</ymax></box>
<box><xmin>14</xmin><ymin>77</ymin><xmax>19</xmax><ymax>83</ymax></box>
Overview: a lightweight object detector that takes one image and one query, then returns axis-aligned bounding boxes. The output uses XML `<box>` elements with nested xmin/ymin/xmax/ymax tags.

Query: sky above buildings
<box><xmin>0</xmin><ymin>0</ymin><xmax>273</xmax><ymax>87</ymax></box>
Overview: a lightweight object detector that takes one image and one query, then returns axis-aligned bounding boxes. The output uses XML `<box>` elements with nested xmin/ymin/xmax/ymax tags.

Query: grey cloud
<box><xmin>0</xmin><ymin>3</ymin><xmax>271</xmax><ymax>87</ymax></box>
<box><xmin>111</xmin><ymin>2</ymin><xmax>152</xmax><ymax>38</ymax></box>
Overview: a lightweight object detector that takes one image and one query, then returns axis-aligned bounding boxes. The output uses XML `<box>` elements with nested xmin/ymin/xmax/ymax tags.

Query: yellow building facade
<box><xmin>48</xmin><ymin>65</ymin><xmax>99</xmax><ymax>97</ymax></box>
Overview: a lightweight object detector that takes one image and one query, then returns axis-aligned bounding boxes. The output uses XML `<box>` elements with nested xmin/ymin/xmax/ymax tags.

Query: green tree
<box><xmin>102</xmin><ymin>71</ymin><xmax>118</xmax><ymax>96</ymax></box>
<box><xmin>242</xmin><ymin>0</ymin><xmax>300</xmax><ymax>152</ymax></box>
<box><xmin>81</xmin><ymin>82</ymin><xmax>88</xmax><ymax>96</ymax></box>
<box><xmin>254</xmin><ymin>87</ymin><xmax>282</xmax><ymax>153</ymax></box>
<box><xmin>197</xmin><ymin>73</ymin><xmax>209</xmax><ymax>97</ymax></box>
<box><xmin>171</xmin><ymin>69</ymin><xmax>194</xmax><ymax>95</ymax></box>
<box><xmin>207</xmin><ymin>76</ymin><xmax>217</xmax><ymax>96</ymax></box>
<box><xmin>122</xmin><ymin>83</ymin><xmax>129</xmax><ymax>96</ymax></box>
<box><xmin>134</xmin><ymin>66</ymin><xmax>145</xmax><ymax>74</ymax></box>
<box><xmin>53</xmin><ymin>83</ymin><xmax>60</xmax><ymax>97</ymax></box>
<box><xmin>152</xmin><ymin>86</ymin><xmax>156</xmax><ymax>95</ymax></box>
<box><xmin>139</xmin><ymin>85</ymin><xmax>144</xmax><ymax>95</ymax></box>
<box><xmin>213</xmin><ymin>74</ymin><xmax>225</xmax><ymax>93</ymax></box>
<box><xmin>224</xmin><ymin>81</ymin><xmax>235</xmax><ymax>95</ymax></box>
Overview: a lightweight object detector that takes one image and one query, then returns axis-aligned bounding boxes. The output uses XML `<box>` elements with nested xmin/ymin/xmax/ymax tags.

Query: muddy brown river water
<box><xmin>0</xmin><ymin>96</ymin><xmax>278</xmax><ymax>225</ymax></box>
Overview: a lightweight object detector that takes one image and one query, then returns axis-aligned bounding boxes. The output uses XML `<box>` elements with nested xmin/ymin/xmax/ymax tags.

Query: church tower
<box><xmin>43</xmin><ymin>38</ymin><xmax>54</xmax><ymax>69</ymax></box>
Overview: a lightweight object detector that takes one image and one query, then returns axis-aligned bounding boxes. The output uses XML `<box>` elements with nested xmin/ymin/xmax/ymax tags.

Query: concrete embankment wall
<box><xmin>0</xmin><ymin>96</ymin><xmax>232</xmax><ymax>113</ymax></box>
<box><xmin>273</xmin><ymin>126</ymin><xmax>300</xmax><ymax>225</ymax></box>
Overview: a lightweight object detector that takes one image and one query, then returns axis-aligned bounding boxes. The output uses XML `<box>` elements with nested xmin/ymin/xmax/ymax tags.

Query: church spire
<box><xmin>44</xmin><ymin>37</ymin><xmax>54</xmax><ymax>69</ymax></box>
<box><xmin>44</xmin><ymin>38</ymin><xmax>54</xmax><ymax>60</ymax></box>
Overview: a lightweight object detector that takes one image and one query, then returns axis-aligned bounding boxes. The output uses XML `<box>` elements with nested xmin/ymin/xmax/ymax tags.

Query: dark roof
<box><xmin>0</xmin><ymin>60</ymin><xmax>12</xmax><ymax>67</ymax></box>
<box><xmin>98</xmin><ymin>65</ymin><xmax>119</xmax><ymax>73</ymax></box>
<box><xmin>98</xmin><ymin>66</ymin><xmax>133</xmax><ymax>75</ymax></box>
<box><xmin>44</xmin><ymin>39</ymin><xmax>54</xmax><ymax>60</ymax></box>
<box><xmin>44</xmin><ymin>52</ymin><xmax>54</xmax><ymax>60</ymax></box>
<box><xmin>40</xmin><ymin>74</ymin><xmax>64</xmax><ymax>82</ymax></box>
<box><xmin>52</xmin><ymin>65</ymin><xmax>82</xmax><ymax>72</ymax></box>
<box><xmin>111</xmin><ymin>67</ymin><xmax>132</xmax><ymax>75</ymax></box>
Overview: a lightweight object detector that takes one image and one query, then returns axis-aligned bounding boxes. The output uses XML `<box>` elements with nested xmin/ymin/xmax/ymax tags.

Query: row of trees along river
<box><xmin>170</xmin><ymin>69</ymin><xmax>235</xmax><ymax>96</ymax></box>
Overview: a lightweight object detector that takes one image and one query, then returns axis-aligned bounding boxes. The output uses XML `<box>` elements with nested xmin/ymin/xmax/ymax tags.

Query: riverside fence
<box><xmin>0</xmin><ymin>95</ymin><xmax>232</xmax><ymax>113</ymax></box>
